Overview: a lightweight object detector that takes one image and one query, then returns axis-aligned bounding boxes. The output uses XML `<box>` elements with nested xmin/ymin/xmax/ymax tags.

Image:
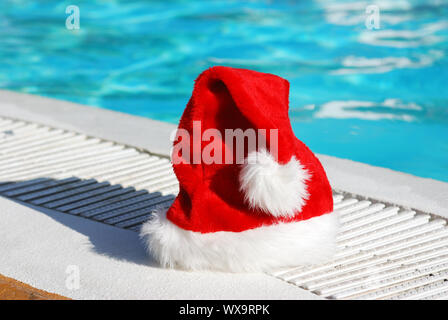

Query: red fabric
<box><xmin>168</xmin><ymin>66</ymin><xmax>333</xmax><ymax>233</ymax></box>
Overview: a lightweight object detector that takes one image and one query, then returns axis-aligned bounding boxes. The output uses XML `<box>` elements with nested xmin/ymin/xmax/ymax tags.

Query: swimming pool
<box><xmin>1</xmin><ymin>0</ymin><xmax>447</xmax><ymax>182</ymax></box>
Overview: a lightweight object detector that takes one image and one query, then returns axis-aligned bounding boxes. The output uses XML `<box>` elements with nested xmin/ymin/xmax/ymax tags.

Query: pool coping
<box><xmin>1</xmin><ymin>89</ymin><xmax>447</xmax><ymax>219</ymax></box>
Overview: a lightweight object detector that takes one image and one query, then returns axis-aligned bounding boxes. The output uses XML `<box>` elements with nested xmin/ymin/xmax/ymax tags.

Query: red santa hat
<box><xmin>140</xmin><ymin>66</ymin><xmax>338</xmax><ymax>272</ymax></box>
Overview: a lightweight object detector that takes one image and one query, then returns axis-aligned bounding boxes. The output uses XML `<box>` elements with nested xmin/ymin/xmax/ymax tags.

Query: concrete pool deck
<box><xmin>0</xmin><ymin>89</ymin><xmax>447</xmax><ymax>299</ymax></box>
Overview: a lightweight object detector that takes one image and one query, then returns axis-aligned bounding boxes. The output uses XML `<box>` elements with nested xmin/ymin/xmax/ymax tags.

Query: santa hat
<box><xmin>140</xmin><ymin>66</ymin><xmax>338</xmax><ymax>272</ymax></box>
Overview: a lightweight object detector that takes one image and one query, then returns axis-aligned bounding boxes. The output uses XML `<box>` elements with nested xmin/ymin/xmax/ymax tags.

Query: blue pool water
<box><xmin>1</xmin><ymin>0</ymin><xmax>447</xmax><ymax>182</ymax></box>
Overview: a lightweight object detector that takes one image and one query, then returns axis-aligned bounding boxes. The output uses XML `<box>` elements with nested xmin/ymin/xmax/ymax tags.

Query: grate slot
<box><xmin>2</xmin><ymin>177</ymin><xmax>80</xmax><ymax>197</ymax></box>
<box><xmin>58</xmin><ymin>187</ymin><xmax>136</xmax><ymax>213</ymax></box>
<box><xmin>44</xmin><ymin>185</ymin><xmax>122</xmax><ymax>209</ymax></box>
<box><xmin>30</xmin><ymin>181</ymin><xmax>108</xmax><ymax>205</ymax></box>
<box><xmin>104</xmin><ymin>199</ymin><xmax>173</xmax><ymax>226</ymax></box>
<box><xmin>80</xmin><ymin>192</ymin><xmax>161</xmax><ymax>218</ymax></box>
<box><xmin>93</xmin><ymin>194</ymin><xmax>175</xmax><ymax>222</ymax></box>
<box><xmin>17</xmin><ymin>179</ymin><xmax>97</xmax><ymax>202</ymax></box>
<box><xmin>0</xmin><ymin>178</ymin><xmax>51</xmax><ymax>193</ymax></box>
<box><xmin>71</xmin><ymin>189</ymin><xmax>148</xmax><ymax>215</ymax></box>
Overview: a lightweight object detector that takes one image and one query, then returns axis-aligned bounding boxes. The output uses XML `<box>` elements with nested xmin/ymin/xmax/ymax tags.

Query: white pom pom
<box><xmin>239</xmin><ymin>149</ymin><xmax>311</xmax><ymax>218</ymax></box>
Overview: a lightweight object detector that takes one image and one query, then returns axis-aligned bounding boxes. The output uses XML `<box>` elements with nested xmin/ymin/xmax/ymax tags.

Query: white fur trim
<box><xmin>140</xmin><ymin>209</ymin><xmax>339</xmax><ymax>272</ymax></box>
<box><xmin>239</xmin><ymin>149</ymin><xmax>311</xmax><ymax>218</ymax></box>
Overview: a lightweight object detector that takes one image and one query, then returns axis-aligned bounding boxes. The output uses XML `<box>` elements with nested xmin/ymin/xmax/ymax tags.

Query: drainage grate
<box><xmin>1</xmin><ymin>116</ymin><xmax>448</xmax><ymax>299</ymax></box>
<box><xmin>269</xmin><ymin>193</ymin><xmax>448</xmax><ymax>300</ymax></box>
